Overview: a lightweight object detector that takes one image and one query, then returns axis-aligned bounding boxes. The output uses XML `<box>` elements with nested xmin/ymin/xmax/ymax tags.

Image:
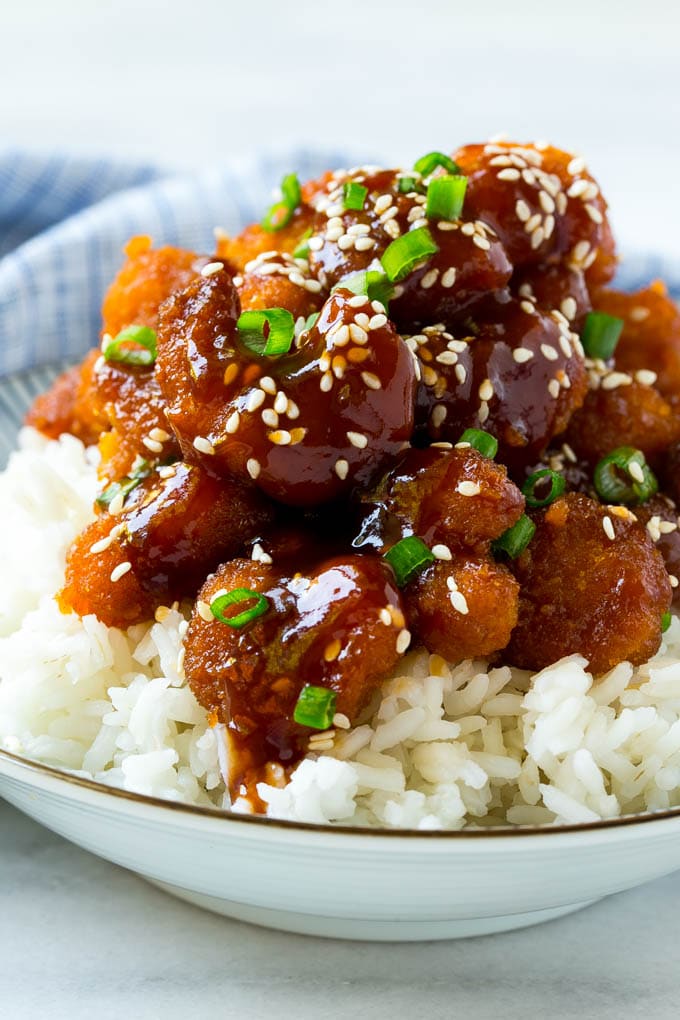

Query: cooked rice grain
<box><xmin>2</xmin><ymin>429</ymin><xmax>680</xmax><ymax>829</ymax></box>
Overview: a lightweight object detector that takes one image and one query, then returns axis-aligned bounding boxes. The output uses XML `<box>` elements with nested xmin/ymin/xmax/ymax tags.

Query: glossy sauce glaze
<box><xmin>27</xmin><ymin>139</ymin><xmax>680</xmax><ymax>808</ymax></box>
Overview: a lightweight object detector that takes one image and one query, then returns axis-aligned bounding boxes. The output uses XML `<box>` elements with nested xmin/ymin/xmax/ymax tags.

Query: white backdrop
<box><xmin>1</xmin><ymin>0</ymin><xmax>679</xmax><ymax>257</ymax></box>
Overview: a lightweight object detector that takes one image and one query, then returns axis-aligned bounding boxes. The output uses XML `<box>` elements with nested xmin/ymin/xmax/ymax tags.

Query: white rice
<box><xmin>2</xmin><ymin>428</ymin><xmax>680</xmax><ymax>829</ymax></box>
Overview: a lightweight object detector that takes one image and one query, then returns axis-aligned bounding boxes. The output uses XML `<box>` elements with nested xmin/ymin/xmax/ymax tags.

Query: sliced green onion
<box><xmin>304</xmin><ymin>312</ymin><xmax>320</xmax><ymax>331</ymax></box>
<box><xmin>457</xmin><ymin>428</ymin><xmax>498</xmax><ymax>459</ymax></box>
<box><xmin>581</xmin><ymin>311</ymin><xmax>624</xmax><ymax>360</ymax></box>
<box><xmin>293</xmin><ymin>228</ymin><xmax>313</xmax><ymax>260</ymax></box>
<box><xmin>210</xmin><ymin>588</ymin><xmax>269</xmax><ymax>629</ymax></box>
<box><xmin>343</xmin><ymin>182</ymin><xmax>368</xmax><ymax>211</ymax></box>
<box><xmin>662</xmin><ymin>612</ymin><xmax>672</xmax><ymax>633</ymax></box>
<box><xmin>262</xmin><ymin>173</ymin><xmax>302</xmax><ymax>232</ymax></box>
<box><xmin>293</xmin><ymin>684</ymin><xmax>337</xmax><ymax>730</ymax></box>
<box><xmin>413</xmin><ymin>151</ymin><xmax>461</xmax><ymax>177</ymax></box>
<box><xmin>103</xmin><ymin>325</ymin><xmax>157</xmax><ymax>367</ymax></box>
<box><xmin>237</xmin><ymin>308</ymin><xmax>295</xmax><ymax>356</ymax></box>
<box><xmin>593</xmin><ymin>446</ymin><xmax>658</xmax><ymax>505</ymax></box>
<box><xmin>398</xmin><ymin>176</ymin><xmax>419</xmax><ymax>194</ymax></box>
<box><xmin>383</xmin><ymin>536</ymin><xmax>435</xmax><ymax>587</ymax></box>
<box><xmin>337</xmin><ymin>269</ymin><xmax>394</xmax><ymax>308</ymax></box>
<box><xmin>492</xmin><ymin>515</ymin><xmax>536</xmax><ymax>559</ymax></box>
<box><xmin>425</xmin><ymin>175</ymin><xmax>467</xmax><ymax>221</ymax></box>
<box><xmin>380</xmin><ymin>227</ymin><xmax>439</xmax><ymax>283</ymax></box>
<box><xmin>96</xmin><ymin>459</ymin><xmax>151</xmax><ymax>510</ymax></box>
<box><xmin>522</xmin><ymin>469</ymin><xmax>566</xmax><ymax>509</ymax></box>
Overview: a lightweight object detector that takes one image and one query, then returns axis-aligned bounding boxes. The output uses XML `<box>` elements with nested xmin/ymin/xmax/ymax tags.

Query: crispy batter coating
<box><xmin>404</xmin><ymin>556</ymin><xmax>519</xmax><ymax>662</ymax></box>
<box><xmin>184</xmin><ymin>555</ymin><xmax>404</xmax><ymax>800</ymax></box>
<box><xmin>24</xmin><ymin>364</ymin><xmax>102</xmax><ymax>445</ymax></box>
<box><xmin>357</xmin><ymin>446</ymin><xmax>525</xmax><ymax>552</ymax></box>
<box><xmin>216</xmin><ymin>207</ymin><xmax>316</xmax><ymax>273</ymax></box>
<box><xmin>411</xmin><ymin>297</ymin><xmax>588</xmax><ymax>473</ymax></box>
<box><xmin>633</xmin><ymin>494</ymin><xmax>680</xmax><ymax>604</ymax></box>
<box><xmin>506</xmin><ymin>494</ymin><xmax>671</xmax><ymax>675</ymax></box>
<box><xmin>593</xmin><ymin>283</ymin><xmax>680</xmax><ymax>396</ymax></box>
<box><xmin>59</xmin><ymin>462</ymin><xmax>274</xmax><ymax>628</ymax></box>
<box><xmin>565</xmin><ymin>380</ymin><xmax>680</xmax><ymax>468</ymax></box>
<box><xmin>236</xmin><ymin>251</ymin><xmax>323</xmax><ymax>323</ymax></box>
<box><xmin>156</xmin><ymin>275</ymin><xmax>416</xmax><ymax>505</ymax></box>
<box><xmin>453</xmin><ymin>141</ymin><xmax>616</xmax><ymax>284</ymax></box>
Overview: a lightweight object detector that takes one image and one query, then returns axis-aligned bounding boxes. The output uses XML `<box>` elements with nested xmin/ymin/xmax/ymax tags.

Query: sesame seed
<box><xmin>320</xmin><ymin>372</ymin><xmax>333</xmax><ymax>392</ymax></box>
<box><xmin>670</xmin><ymin>575</ymin><xmax>679</xmax><ymax>589</ymax></box>
<box><xmin>567</xmin><ymin>179</ymin><xmax>590</xmax><ymax>199</ymax></box>
<box><xmin>289</xmin><ymin>428</ymin><xmax>308</xmax><ymax>445</ymax></box>
<box><xmin>268</xmin><ymin>429</ymin><xmax>291</xmax><ymax>445</ymax></box>
<box><xmin>379</xmin><ymin>607</ymin><xmax>392</xmax><ymax>626</ymax></box>
<box><xmin>246</xmin><ymin>389</ymin><xmax>266</xmax><ymax>412</ymax></box>
<box><xmin>457</xmin><ymin>480</ymin><xmax>481</xmax><ymax>497</ymax></box>
<box><xmin>225</xmin><ymin>410</ymin><xmax>240</xmax><ymax>433</ymax></box>
<box><xmin>335</xmin><ymin>458</ymin><xmax>349</xmax><ymax>480</ymax></box>
<box><xmin>308</xmin><ymin>236</ymin><xmax>323</xmax><ymax>252</ymax></box>
<box><xmin>602</xmin><ymin>516</ymin><xmax>616</xmax><ymax>541</ymax></box>
<box><xmin>449</xmin><ymin>589</ymin><xmax>469</xmax><ymax>615</ymax></box>
<box><xmin>454</xmin><ymin>363</ymin><xmax>467</xmax><ymax>384</ymax></box>
<box><xmin>515</xmin><ymin>199</ymin><xmax>531</xmax><ymax>222</ymax></box>
<box><xmin>193</xmin><ymin>436</ymin><xmax>216</xmax><ymax>456</ymax></box>
<box><xmin>432</xmin><ymin>543</ymin><xmax>452</xmax><ymax>560</ymax></box>
<box><xmin>478</xmin><ymin>378</ymin><xmax>494</xmax><ymax>401</ymax></box>
<box><xmin>348</xmin><ymin>294</ymin><xmax>368</xmax><ymax>308</ymax></box>
<box><xmin>628</xmin><ymin>461</ymin><xmax>645</xmax><ymax>484</ymax></box>
<box><xmin>540</xmin><ymin>343</ymin><xmax>559</xmax><ymax>362</ymax></box>
<box><xmin>567</xmin><ymin>156</ymin><xmax>586</xmax><ymax>175</ymax></box>
<box><xmin>562</xmin><ymin>295</ymin><xmax>579</xmax><ymax>318</ymax></box>
<box><xmin>324</xmin><ymin>638</ymin><xmax>342</xmax><ymax>662</ymax></box>
<box><xmin>548</xmin><ymin>379</ymin><xmax>561</xmax><ymax>399</ymax></box>
<box><xmin>441</xmin><ymin>267</ymin><xmax>457</xmax><ymax>289</ymax></box>
<box><xmin>472</xmin><ymin>234</ymin><xmax>491</xmax><ymax>251</ymax></box>
<box><xmin>349</xmin><ymin>323</ymin><xmax>369</xmax><ymax>345</ymax></box>
<box><xmin>246</xmin><ymin>458</ymin><xmax>261</xmax><ymax>480</ymax></box>
<box><xmin>520</xmin><ymin>300</ymin><xmax>536</xmax><ymax>315</ymax></box>
<box><xmin>347</xmin><ymin>430</ymin><xmax>368</xmax><ymax>449</ymax></box>
<box><xmin>142</xmin><ymin>437</ymin><xmax>164</xmax><ymax>453</ymax></box>
<box><xmin>601</xmin><ymin>372</ymin><xmax>633</xmax><ymax>390</ymax></box>
<box><xmin>89</xmin><ymin>534</ymin><xmax>114</xmax><ymax>554</ymax></box>
<box><xmin>562</xmin><ymin>442</ymin><xmax>577</xmax><ymax>463</ymax></box>
<box><xmin>196</xmin><ymin>600</ymin><xmax>213</xmax><ymax>622</ymax></box>
<box><xmin>585</xmin><ymin>203</ymin><xmax>603</xmax><ymax>224</ymax></box>
<box><xmin>380</xmin><ymin>205</ymin><xmax>399</xmax><ymax>222</ymax></box>
<box><xmin>149</xmin><ymin>427</ymin><xmax>170</xmax><ymax>443</ymax></box>
<box><xmin>461</xmin><ymin>222</ymin><xmax>475</xmax><ymax>236</ymax></box>
<box><xmin>436</xmin><ymin>351</ymin><xmax>458</xmax><ymax>366</ymax></box>
<box><xmin>497</xmin><ymin>168</ymin><xmax>521</xmax><ymax>181</ymax></box>
<box><xmin>421</xmin><ymin>269</ymin><xmax>439</xmax><ymax>289</ymax></box>
<box><xmin>525</xmin><ymin>213</ymin><xmax>542</xmax><ymax>233</ymax></box>
<box><xmin>354</xmin><ymin>237</ymin><xmax>375</xmax><ymax>252</ymax></box>
<box><xmin>396</xmin><ymin>629</ymin><xmax>411</xmax><ymax>655</ymax></box>
<box><xmin>635</xmin><ymin>369</ymin><xmax>658</xmax><ymax>386</ymax></box>
<box><xmin>262</xmin><ymin>409</ymin><xmax>279</xmax><ymax>428</ymax></box>
<box><xmin>369</xmin><ymin>313</ymin><xmax>388</xmax><ymax>329</ymax></box>
<box><xmin>200</xmin><ymin>261</ymin><xmax>224</xmax><ymax>277</ymax></box>
<box><xmin>347</xmin><ymin>223</ymin><xmax>370</xmax><ymax>237</ymax></box>
<box><xmin>630</xmin><ymin>306</ymin><xmax>651</xmax><ymax>322</ymax></box>
<box><xmin>431</xmin><ymin>404</ymin><xmax>447</xmax><ymax>429</ymax></box>
<box><xmin>289</xmin><ymin>271</ymin><xmax>306</xmax><ymax>287</ymax></box>
<box><xmin>308</xmin><ymin>739</ymin><xmax>335</xmax><ymax>752</ymax></box>
<box><xmin>252</xmin><ymin>542</ymin><xmax>273</xmax><ymax>565</ymax></box>
<box><xmin>659</xmin><ymin>521</ymin><xmax>678</xmax><ymax>535</ymax></box>
<box><xmin>330</xmin><ymin>324</ymin><xmax>351</xmax><ymax>346</ymax></box>
<box><xmin>260</xmin><ymin>376</ymin><xmax>277</xmax><ymax>394</ymax></box>
<box><xmin>332</xmin><ymin>713</ymin><xmax>351</xmax><ymax>730</ymax></box>
<box><xmin>110</xmin><ymin>561</ymin><xmax>132</xmax><ymax>583</ymax></box>
<box><xmin>374</xmin><ymin>194</ymin><xmax>392</xmax><ymax>214</ymax></box>
<box><xmin>371</xmin><ymin>300</ymin><xmax>386</xmax><ymax>314</ymax></box>
<box><xmin>478</xmin><ymin>400</ymin><xmax>490</xmax><ymax>424</ymax></box>
<box><xmin>361</xmin><ymin>371</ymin><xmax>382</xmax><ymax>390</ymax></box>
<box><xmin>383</xmin><ymin>219</ymin><xmax>400</xmax><ymax>239</ymax></box>
<box><xmin>530</xmin><ymin>226</ymin><xmax>545</xmax><ymax>250</ymax></box>
<box><xmin>274</xmin><ymin>391</ymin><xmax>288</xmax><ymax>415</ymax></box>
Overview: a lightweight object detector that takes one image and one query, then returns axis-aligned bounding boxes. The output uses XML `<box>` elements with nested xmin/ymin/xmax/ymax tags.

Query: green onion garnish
<box><xmin>96</xmin><ymin>459</ymin><xmax>151</xmax><ymax>510</ymax></box>
<box><xmin>398</xmin><ymin>176</ymin><xmax>420</xmax><ymax>194</ymax></box>
<box><xmin>380</xmin><ymin>227</ymin><xmax>439</xmax><ymax>283</ymax></box>
<box><xmin>413</xmin><ymin>152</ymin><xmax>461</xmax><ymax>177</ymax></box>
<box><xmin>304</xmin><ymin>312</ymin><xmax>320</xmax><ymax>331</ymax></box>
<box><xmin>343</xmin><ymin>181</ymin><xmax>368</xmax><ymax>211</ymax></box>
<box><xmin>581</xmin><ymin>311</ymin><xmax>624</xmax><ymax>360</ymax></box>
<box><xmin>425</xmin><ymin>175</ymin><xmax>467</xmax><ymax>221</ymax></box>
<box><xmin>522</xmin><ymin>469</ymin><xmax>566</xmax><ymax>509</ymax></box>
<box><xmin>262</xmin><ymin>173</ymin><xmax>302</xmax><ymax>232</ymax></box>
<box><xmin>458</xmin><ymin>428</ymin><xmax>498</xmax><ymax>459</ymax></box>
<box><xmin>293</xmin><ymin>684</ymin><xmax>337</xmax><ymax>730</ymax></box>
<box><xmin>662</xmin><ymin>612</ymin><xmax>672</xmax><ymax>633</ymax></box>
<box><xmin>293</xmin><ymin>228</ymin><xmax>313</xmax><ymax>260</ymax></box>
<box><xmin>593</xmin><ymin>446</ymin><xmax>658</xmax><ymax>505</ymax></box>
<box><xmin>237</xmin><ymin>308</ymin><xmax>295</xmax><ymax>356</ymax></box>
<box><xmin>492</xmin><ymin>515</ymin><xmax>536</xmax><ymax>559</ymax></box>
<box><xmin>103</xmin><ymin>325</ymin><xmax>157</xmax><ymax>367</ymax></box>
<box><xmin>338</xmin><ymin>269</ymin><xmax>394</xmax><ymax>308</ymax></box>
<box><xmin>210</xmin><ymin>588</ymin><xmax>269</xmax><ymax>629</ymax></box>
<box><xmin>383</xmin><ymin>536</ymin><xmax>435</xmax><ymax>587</ymax></box>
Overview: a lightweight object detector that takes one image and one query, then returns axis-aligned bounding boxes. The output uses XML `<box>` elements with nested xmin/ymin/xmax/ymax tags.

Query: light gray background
<box><xmin>1</xmin><ymin>1</ymin><xmax>680</xmax><ymax>1016</ymax></box>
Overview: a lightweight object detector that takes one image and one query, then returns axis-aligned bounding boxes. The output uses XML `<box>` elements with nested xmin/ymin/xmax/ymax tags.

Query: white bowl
<box><xmin>2</xmin><ymin>748</ymin><xmax>680</xmax><ymax>941</ymax></box>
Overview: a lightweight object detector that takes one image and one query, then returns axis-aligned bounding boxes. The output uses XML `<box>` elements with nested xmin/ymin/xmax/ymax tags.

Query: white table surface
<box><xmin>2</xmin><ymin>799</ymin><xmax>680</xmax><ymax>1019</ymax></box>
<box><xmin>2</xmin><ymin>1</ymin><xmax>680</xmax><ymax>1016</ymax></box>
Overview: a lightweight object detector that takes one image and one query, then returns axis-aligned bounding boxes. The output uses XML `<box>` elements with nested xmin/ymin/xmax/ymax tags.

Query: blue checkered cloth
<box><xmin>0</xmin><ymin>148</ymin><xmax>678</xmax><ymax>381</ymax></box>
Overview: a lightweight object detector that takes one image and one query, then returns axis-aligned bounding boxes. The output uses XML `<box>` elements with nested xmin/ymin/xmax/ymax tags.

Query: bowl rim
<box><xmin>3</xmin><ymin>745</ymin><xmax>680</xmax><ymax>839</ymax></box>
